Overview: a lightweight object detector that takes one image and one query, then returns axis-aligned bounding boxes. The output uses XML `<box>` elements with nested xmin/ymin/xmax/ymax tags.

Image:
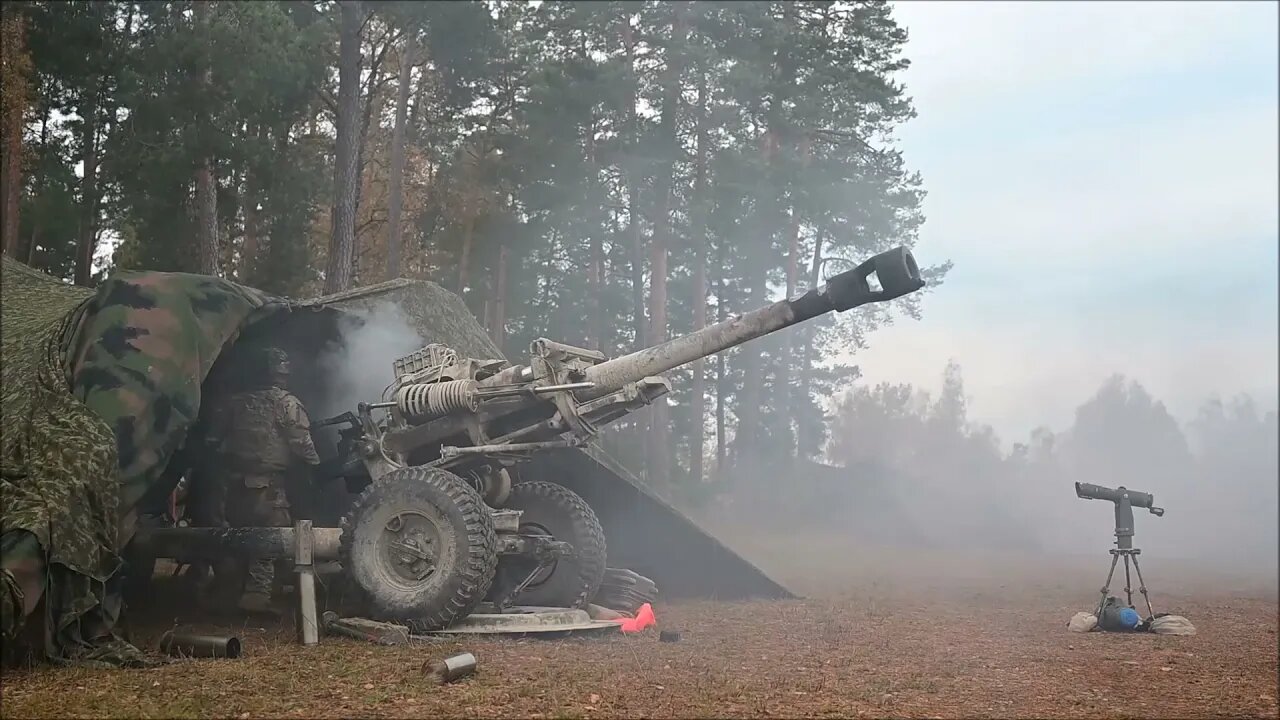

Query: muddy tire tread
<box><xmin>339</xmin><ymin>466</ymin><xmax>497</xmax><ymax>632</ymax></box>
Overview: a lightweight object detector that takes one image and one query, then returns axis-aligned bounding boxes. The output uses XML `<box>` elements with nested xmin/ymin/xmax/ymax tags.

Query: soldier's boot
<box><xmin>237</xmin><ymin>559</ymin><xmax>282</xmax><ymax>617</ymax></box>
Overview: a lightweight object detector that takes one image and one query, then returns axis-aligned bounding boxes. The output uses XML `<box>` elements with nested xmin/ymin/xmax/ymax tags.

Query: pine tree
<box><xmin>0</xmin><ymin>3</ymin><xmax>32</xmax><ymax>258</ymax></box>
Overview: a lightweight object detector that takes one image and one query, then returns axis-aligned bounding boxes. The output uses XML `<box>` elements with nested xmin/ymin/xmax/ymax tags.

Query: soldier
<box><xmin>207</xmin><ymin>347</ymin><xmax>320</xmax><ymax>614</ymax></box>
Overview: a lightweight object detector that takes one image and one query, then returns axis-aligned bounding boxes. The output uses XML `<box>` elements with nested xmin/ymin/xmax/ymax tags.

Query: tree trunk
<box><xmin>776</xmin><ymin>135</ymin><xmax>811</xmax><ymax>455</ymax></box>
<box><xmin>689</xmin><ymin>68</ymin><xmax>709</xmax><ymax>486</ymax></box>
<box><xmin>734</xmin><ymin>131</ymin><xmax>776</xmax><ymax>458</ymax></box>
<box><xmin>456</xmin><ymin>214</ymin><xmax>475</xmax><ymax>294</ymax></box>
<box><xmin>643</xmin><ymin>5</ymin><xmax>687</xmax><ymax>494</ymax></box>
<box><xmin>407</xmin><ymin>58</ymin><xmax>426</xmax><ymax>136</ymax></box>
<box><xmin>714</xmin><ymin>235</ymin><xmax>728</xmax><ymax>482</ymax></box>
<box><xmin>0</xmin><ymin>6</ymin><xmax>29</xmax><ymax>259</ymax></box>
<box><xmin>324</xmin><ymin>0</ymin><xmax>363</xmax><ymax>294</ymax></box>
<box><xmin>195</xmin><ymin>161</ymin><xmax>219</xmax><ymax>275</ymax></box>
<box><xmin>800</xmin><ymin>228</ymin><xmax>824</xmax><ymax>401</ymax></box>
<box><xmin>491</xmin><ymin>242</ymin><xmax>508</xmax><ymax>351</ymax></box>
<box><xmin>193</xmin><ymin>0</ymin><xmax>219</xmax><ymax>276</ymax></box>
<box><xmin>22</xmin><ymin>100</ymin><xmax>47</xmax><ymax>265</ymax></box>
<box><xmin>585</xmin><ymin>109</ymin><xmax>603</xmax><ymax>352</ymax></box>
<box><xmin>774</xmin><ymin>211</ymin><xmax>802</xmax><ymax>456</ymax></box>
<box><xmin>622</xmin><ymin>18</ymin><xmax>645</xmax><ymax>351</ymax></box>
<box><xmin>587</xmin><ymin>232</ymin><xmax>603</xmax><ymax>350</ymax></box>
<box><xmin>353</xmin><ymin>34</ymin><xmax>388</xmax><ymax>217</ymax></box>
<box><xmin>72</xmin><ymin>84</ymin><xmax>101</xmax><ymax>287</ymax></box>
<box><xmin>239</xmin><ymin>128</ymin><xmax>263</xmax><ymax>281</ymax></box>
<box><xmin>350</xmin><ymin>36</ymin><xmax>391</xmax><ymax>287</ymax></box>
<box><xmin>25</xmin><ymin>218</ymin><xmax>38</xmax><ymax>266</ymax></box>
<box><xmin>647</xmin><ymin>4</ymin><xmax>685</xmax><ymax>349</ymax></box>
<box><xmin>386</xmin><ymin>33</ymin><xmax>415</xmax><ymax>280</ymax></box>
<box><xmin>257</xmin><ymin>120</ymin><xmax>294</xmax><ymax>268</ymax></box>
<box><xmin>736</xmin><ymin>9</ymin><xmax>798</xmax><ymax>465</ymax></box>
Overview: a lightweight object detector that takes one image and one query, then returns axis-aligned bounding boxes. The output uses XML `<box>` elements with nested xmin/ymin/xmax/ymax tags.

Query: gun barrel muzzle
<box><xmin>580</xmin><ymin>247</ymin><xmax>923</xmax><ymax>399</ymax></box>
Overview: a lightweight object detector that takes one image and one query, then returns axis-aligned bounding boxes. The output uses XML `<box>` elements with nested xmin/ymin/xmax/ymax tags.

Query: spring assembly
<box><xmin>396</xmin><ymin>379</ymin><xmax>480</xmax><ymax>420</ymax></box>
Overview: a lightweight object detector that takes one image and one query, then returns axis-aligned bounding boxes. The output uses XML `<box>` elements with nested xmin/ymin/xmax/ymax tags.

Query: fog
<box><xmin>703</xmin><ymin>365</ymin><xmax>1279</xmax><ymax>594</ymax></box>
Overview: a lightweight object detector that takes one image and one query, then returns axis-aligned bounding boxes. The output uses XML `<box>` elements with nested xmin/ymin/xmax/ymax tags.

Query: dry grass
<box><xmin>2</xmin><ymin>537</ymin><xmax>1277</xmax><ymax>719</ymax></box>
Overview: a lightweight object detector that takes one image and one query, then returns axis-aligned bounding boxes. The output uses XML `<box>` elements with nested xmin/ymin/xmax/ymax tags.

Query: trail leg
<box><xmin>1129</xmin><ymin>552</ymin><xmax>1155</xmax><ymax>620</ymax></box>
<box><xmin>1096</xmin><ymin>551</ymin><xmax>1120</xmax><ymax>617</ymax></box>
<box><xmin>1122</xmin><ymin>553</ymin><xmax>1134</xmax><ymax>608</ymax></box>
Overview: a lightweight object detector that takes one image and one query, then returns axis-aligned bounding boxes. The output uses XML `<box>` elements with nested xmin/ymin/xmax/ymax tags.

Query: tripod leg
<box><xmin>1097</xmin><ymin>552</ymin><xmax>1120</xmax><ymax>617</ymax></box>
<box><xmin>1122</xmin><ymin>553</ymin><xmax>1134</xmax><ymax>608</ymax></box>
<box><xmin>1130</xmin><ymin>553</ymin><xmax>1155</xmax><ymax>619</ymax></box>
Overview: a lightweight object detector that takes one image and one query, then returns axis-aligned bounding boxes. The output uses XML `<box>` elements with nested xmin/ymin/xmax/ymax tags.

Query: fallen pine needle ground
<box><xmin>3</xmin><ymin>544</ymin><xmax>1276</xmax><ymax>719</ymax></box>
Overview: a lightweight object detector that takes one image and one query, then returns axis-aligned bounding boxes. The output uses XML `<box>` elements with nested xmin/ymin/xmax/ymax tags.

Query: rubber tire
<box><xmin>494</xmin><ymin>481</ymin><xmax>607</xmax><ymax>609</ymax></box>
<box><xmin>339</xmin><ymin>466</ymin><xmax>497</xmax><ymax>632</ymax></box>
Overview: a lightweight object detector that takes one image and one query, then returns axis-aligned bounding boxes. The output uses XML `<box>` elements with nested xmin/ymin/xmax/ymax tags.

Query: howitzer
<box><xmin>314</xmin><ymin>246</ymin><xmax>924</xmax><ymax>630</ymax></box>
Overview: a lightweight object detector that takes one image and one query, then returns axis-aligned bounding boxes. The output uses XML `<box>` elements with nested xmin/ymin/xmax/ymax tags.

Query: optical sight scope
<box><xmin>1074</xmin><ymin>482</ymin><xmax>1164</xmax><ymax>517</ymax></box>
<box><xmin>1075</xmin><ymin>481</ymin><xmax>1165</xmax><ymax>552</ymax></box>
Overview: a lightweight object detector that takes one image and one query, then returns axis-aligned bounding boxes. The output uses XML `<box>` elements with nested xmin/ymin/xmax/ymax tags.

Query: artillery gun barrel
<box><xmin>578</xmin><ymin>246</ymin><xmax>923</xmax><ymax>400</ymax></box>
<box><xmin>380</xmin><ymin>247</ymin><xmax>922</xmax><ymax>457</ymax></box>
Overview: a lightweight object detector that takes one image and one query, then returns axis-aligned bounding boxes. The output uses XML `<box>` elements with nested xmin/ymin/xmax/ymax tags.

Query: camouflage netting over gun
<box><xmin>1</xmin><ymin>256</ymin><xmax>288</xmax><ymax>666</ymax></box>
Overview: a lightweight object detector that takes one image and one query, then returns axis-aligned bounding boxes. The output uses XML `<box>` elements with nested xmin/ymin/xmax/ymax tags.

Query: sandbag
<box><xmin>1068</xmin><ymin>611</ymin><xmax>1098</xmax><ymax>633</ymax></box>
<box><xmin>1150</xmin><ymin>614</ymin><xmax>1196</xmax><ymax>636</ymax></box>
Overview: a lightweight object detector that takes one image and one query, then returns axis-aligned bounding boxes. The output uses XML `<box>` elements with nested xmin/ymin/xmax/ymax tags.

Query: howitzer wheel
<box><xmin>491</xmin><ymin>481</ymin><xmax>607</xmax><ymax>609</ymax></box>
<box><xmin>340</xmin><ymin>466</ymin><xmax>497</xmax><ymax>632</ymax></box>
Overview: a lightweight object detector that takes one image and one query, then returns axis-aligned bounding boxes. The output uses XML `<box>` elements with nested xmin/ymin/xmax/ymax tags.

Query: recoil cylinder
<box><xmin>396</xmin><ymin>379</ymin><xmax>480</xmax><ymax>420</ymax></box>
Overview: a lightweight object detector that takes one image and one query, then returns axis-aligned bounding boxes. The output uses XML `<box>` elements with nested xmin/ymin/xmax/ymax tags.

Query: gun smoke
<box><xmin>312</xmin><ymin>301</ymin><xmax>426</xmax><ymax>428</ymax></box>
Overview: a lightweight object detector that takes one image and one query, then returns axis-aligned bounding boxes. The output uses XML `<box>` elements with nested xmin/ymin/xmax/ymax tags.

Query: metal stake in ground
<box><xmin>295</xmin><ymin>519</ymin><xmax>319</xmax><ymax>645</ymax></box>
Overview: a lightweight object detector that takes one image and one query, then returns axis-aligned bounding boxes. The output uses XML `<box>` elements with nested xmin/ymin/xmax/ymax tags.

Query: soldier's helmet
<box><xmin>264</xmin><ymin>347</ymin><xmax>291</xmax><ymax>378</ymax></box>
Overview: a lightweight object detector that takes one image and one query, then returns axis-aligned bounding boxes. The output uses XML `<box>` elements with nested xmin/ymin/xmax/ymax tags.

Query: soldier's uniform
<box><xmin>206</xmin><ymin>348</ymin><xmax>320</xmax><ymax>614</ymax></box>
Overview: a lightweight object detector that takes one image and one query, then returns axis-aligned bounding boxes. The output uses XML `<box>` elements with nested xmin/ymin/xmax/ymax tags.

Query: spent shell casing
<box><xmin>424</xmin><ymin>652</ymin><xmax>477</xmax><ymax>685</ymax></box>
<box><xmin>158</xmin><ymin>631</ymin><xmax>242</xmax><ymax>659</ymax></box>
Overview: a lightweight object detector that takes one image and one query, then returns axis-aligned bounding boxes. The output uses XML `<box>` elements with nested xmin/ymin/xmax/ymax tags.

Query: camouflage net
<box><xmin>1</xmin><ymin>257</ymin><xmax>288</xmax><ymax>666</ymax></box>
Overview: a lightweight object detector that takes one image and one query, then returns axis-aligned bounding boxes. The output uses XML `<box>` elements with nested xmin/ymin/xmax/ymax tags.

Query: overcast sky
<box><xmin>847</xmin><ymin>0</ymin><xmax>1279</xmax><ymax>441</ymax></box>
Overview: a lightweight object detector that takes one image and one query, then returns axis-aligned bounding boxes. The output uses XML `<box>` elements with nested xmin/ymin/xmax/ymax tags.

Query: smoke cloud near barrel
<box><xmin>312</xmin><ymin>301</ymin><xmax>426</xmax><ymax>424</ymax></box>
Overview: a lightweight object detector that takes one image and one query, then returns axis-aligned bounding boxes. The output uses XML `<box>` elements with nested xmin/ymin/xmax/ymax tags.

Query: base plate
<box><xmin>420</xmin><ymin>606</ymin><xmax>622</xmax><ymax>637</ymax></box>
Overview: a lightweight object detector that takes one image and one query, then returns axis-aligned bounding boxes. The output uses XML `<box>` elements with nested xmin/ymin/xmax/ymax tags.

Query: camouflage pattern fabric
<box><xmin>223</xmin><ymin>478</ymin><xmax>293</xmax><ymax>597</ymax></box>
<box><xmin>1</xmin><ymin>256</ymin><xmax>290</xmax><ymax>666</ymax></box>
<box><xmin>206</xmin><ymin>383</ymin><xmax>320</xmax><ymax>602</ymax></box>
<box><xmin>209</xmin><ymin>387</ymin><xmax>322</xmax><ymax>472</ymax></box>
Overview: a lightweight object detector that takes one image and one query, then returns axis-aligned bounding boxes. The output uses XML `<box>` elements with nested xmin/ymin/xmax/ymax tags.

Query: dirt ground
<box><xmin>2</xmin><ymin>536</ymin><xmax>1277</xmax><ymax>719</ymax></box>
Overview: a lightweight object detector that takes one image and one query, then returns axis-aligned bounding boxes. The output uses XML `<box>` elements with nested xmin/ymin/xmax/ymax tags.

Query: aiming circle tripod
<box><xmin>1076</xmin><ymin>483</ymin><xmax>1163</xmax><ymax>621</ymax></box>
